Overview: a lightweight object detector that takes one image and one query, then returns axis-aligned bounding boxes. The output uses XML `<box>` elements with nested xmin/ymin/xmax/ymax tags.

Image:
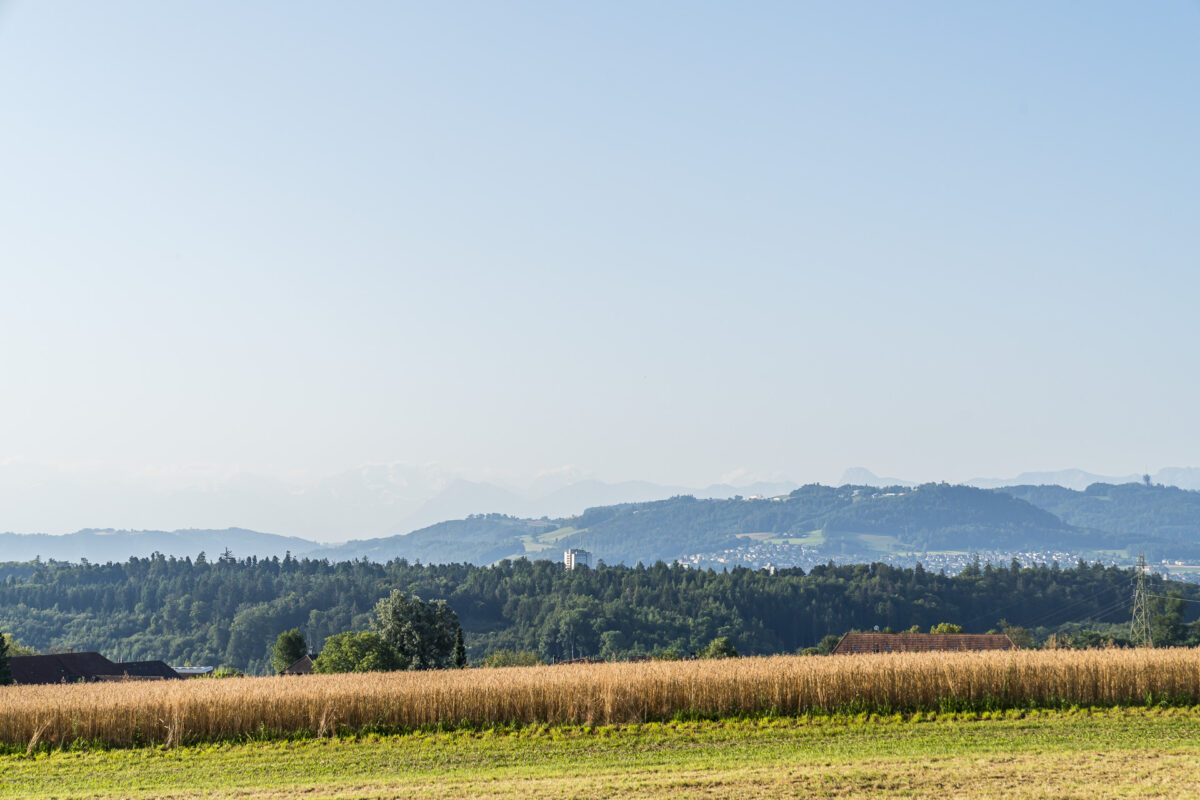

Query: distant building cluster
<box><xmin>675</xmin><ymin>544</ymin><xmax>1118</xmax><ymax>575</ymax></box>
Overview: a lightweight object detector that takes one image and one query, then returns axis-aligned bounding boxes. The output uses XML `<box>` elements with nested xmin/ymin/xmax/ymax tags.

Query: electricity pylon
<box><xmin>1130</xmin><ymin>553</ymin><xmax>1152</xmax><ymax>647</ymax></box>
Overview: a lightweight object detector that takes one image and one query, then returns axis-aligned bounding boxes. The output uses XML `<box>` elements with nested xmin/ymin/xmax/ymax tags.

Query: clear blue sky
<box><xmin>1</xmin><ymin>1</ymin><xmax>1198</xmax><ymax>496</ymax></box>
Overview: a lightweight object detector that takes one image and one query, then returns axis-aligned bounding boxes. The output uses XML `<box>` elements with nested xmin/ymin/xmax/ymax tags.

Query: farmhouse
<box><xmin>282</xmin><ymin>654</ymin><xmax>316</xmax><ymax>675</ymax></box>
<box><xmin>8</xmin><ymin>653</ymin><xmax>183</xmax><ymax>684</ymax></box>
<box><xmin>831</xmin><ymin>632</ymin><xmax>1016</xmax><ymax>655</ymax></box>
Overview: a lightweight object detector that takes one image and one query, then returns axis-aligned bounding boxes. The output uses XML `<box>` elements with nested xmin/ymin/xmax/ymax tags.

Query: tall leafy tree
<box><xmin>372</xmin><ymin>590</ymin><xmax>459</xmax><ymax>670</ymax></box>
<box><xmin>271</xmin><ymin>628</ymin><xmax>308</xmax><ymax>674</ymax></box>
<box><xmin>1150</xmin><ymin>591</ymin><xmax>1186</xmax><ymax>647</ymax></box>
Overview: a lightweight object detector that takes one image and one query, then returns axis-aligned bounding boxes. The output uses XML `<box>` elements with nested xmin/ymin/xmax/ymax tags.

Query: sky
<box><xmin>1</xmin><ymin>2</ymin><xmax>1198</xmax><ymax>536</ymax></box>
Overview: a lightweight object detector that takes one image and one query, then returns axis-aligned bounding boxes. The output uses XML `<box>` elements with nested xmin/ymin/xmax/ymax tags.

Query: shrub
<box><xmin>314</xmin><ymin>631</ymin><xmax>399</xmax><ymax>673</ymax></box>
<box><xmin>201</xmin><ymin>667</ymin><xmax>245</xmax><ymax>679</ymax></box>
<box><xmin>698</xmin><ymin>637</ymin><xmax>738</xmax><ymax>659</ymax></box>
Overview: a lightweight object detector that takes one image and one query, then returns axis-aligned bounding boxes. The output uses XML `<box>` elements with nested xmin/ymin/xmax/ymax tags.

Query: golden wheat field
<box><xmin>3</xmin><ymin>648</ymin><xmax>1200</xmax><ymax>750</ymax></box>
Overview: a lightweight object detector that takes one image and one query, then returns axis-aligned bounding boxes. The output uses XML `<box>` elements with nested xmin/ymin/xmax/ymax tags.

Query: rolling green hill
<box><xmin>312</xmin><ymin>515</ymin><xmax>559</xmax><ymax>564</ymax></box>
<box><xmin>999</xmin><ymin>482</ymin><xmax>1200</xmax><ymax>559</ymax></box>
<box><xmin>541</xmin><ymin>484</ymin><xmax>1087</xmax><ymax>564</ymax></box>
<box><xmin>307</xmin><ymin>483</ymin><xmax>1127</xmax><ymax>566</ymax></box>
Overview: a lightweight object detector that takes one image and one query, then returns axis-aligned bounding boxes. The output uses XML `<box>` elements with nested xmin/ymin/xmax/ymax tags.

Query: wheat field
<box><xmin>3</xmin><ymin>648</ymin><xmax>1200</xmax><ymax>749</ymax></box>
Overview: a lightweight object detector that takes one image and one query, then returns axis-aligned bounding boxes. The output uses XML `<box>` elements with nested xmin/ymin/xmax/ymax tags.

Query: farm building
<box><xmin>116</xmin><ymin>660</ymin><xmax>183</xmax><ymax>680</ymax></box>
<box><xmin>9</xmin><ymin>653</ymin><xmax>182</xmax><ymax>684</ymax></box>
<box><xmin>282</xmin><ymin>654</ymin><xmax>316</xmax><ymax>675</ymax></box>
<box><xmin>831</xmin><ymin>632</ymin><xmax>1016</xmax><ymax>655</ymax></box>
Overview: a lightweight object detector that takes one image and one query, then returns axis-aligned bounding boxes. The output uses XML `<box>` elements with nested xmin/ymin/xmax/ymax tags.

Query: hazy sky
<box><xmin>2</xmin><ymin>1</ymin><xmax>1198</xmax><ymax>510</ymax></box>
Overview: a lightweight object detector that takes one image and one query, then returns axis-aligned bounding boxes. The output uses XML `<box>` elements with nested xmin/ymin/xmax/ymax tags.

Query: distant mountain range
<box><xmin>0</xmin><ymin>459</ymin><xmax>800</xmax><ymax>541</ymax></box>
<box><xmin>0</xmin><ymin>528</ymin><xmax>315</xmax><ymax>564</ymax></box>
<box><xmin>843</xmin><ymin>466</ymin><xmax>1200</xmax><ymax>492</ymax></box>
<box><xmin>7</xmin><ymin>480</ymin><xmax>1200</xmax><ymax>568</ymax></box>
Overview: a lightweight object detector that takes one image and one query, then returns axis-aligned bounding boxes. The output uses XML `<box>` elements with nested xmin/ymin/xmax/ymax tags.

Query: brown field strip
<box><xmin>3</xmin><ymin>648</ymin><xmax>1200</xmax><ymax>749</ymax></box>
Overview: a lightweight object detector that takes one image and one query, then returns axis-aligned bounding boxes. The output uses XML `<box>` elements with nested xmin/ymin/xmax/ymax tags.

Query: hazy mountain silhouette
<box><xmin>845</xmin><ymin>466</ymin><xmax>1200</xmax><ymax>492</ymax></box>
<box><xmin>0</xmin><ymin>528</ymin><xmax>315</xmax><ymax>563</ymax></box>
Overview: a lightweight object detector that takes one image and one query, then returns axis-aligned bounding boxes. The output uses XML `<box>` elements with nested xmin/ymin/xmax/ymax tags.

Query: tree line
<box><xmin>0</xmin><ymin>554</ymin><xmax>1196</xmax><ymax>674</ymax></box>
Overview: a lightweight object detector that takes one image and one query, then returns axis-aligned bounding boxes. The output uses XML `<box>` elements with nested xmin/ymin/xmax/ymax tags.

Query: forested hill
<box><xmin>365</xmin><ymin>482</ymin><xmax>1200</xmax><ymax>564</ymax></box>
<box><xmin>314</xmin><ymin>516</ymin><xmax>558</xmax><ymax>565</ymax></box>
<box><xmin>999</xmin><ymin>483</ymin><xmax>1200</xmax><ymax>552</ymax></box>
<box><xmin>291</xmin><ymin>483</ymin><xmax>1091</xmax><ymax>566</ymax></box>
<box><xmin>0</xmin><ymin>556</ymin><xmax>1194</xmax><ymax>674</ymax></box>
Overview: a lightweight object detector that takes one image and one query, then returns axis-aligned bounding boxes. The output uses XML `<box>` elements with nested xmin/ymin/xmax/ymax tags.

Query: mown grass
<box><xmin>4</xmin><ymin>708</ymin><xmax>1200</xmax><ymax>799</ymax></box>
<box><xmin>6</xmin><ymin>649</ymin><xmax>1200</xmax><ymax>750</ymax></box>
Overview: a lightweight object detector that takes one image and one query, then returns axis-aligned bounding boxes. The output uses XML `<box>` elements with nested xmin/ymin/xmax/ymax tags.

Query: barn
<box><xmin>9</xmin><ymin>653</ymin><xmax>183</xmax><ymax>684</ymax></box>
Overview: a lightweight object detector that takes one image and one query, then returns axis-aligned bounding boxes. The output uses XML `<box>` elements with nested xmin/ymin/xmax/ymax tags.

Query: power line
<box><xmin>957</xmin><ymin>578</ymin><xmax>1128</xmax><ymax>633</ymax></box>
<box><xmin>1146</xmin><ymin>593</ymin><xmax>1200</xmax><ymax>605</ymax></box>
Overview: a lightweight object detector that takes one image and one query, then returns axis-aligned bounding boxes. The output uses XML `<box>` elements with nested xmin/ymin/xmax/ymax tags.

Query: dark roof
<box><xmin>282</xmin><ymin>654</ymin><xmax>315</xmax><ymax>675</ymax></box>
<box><xmin>9</xmin><ymin>652</ymin><xmax>124</xmax><ymax>685</ymax></box>
<box><xmin>116</xmin><ymin>660</ymin><xmax>183</xmax><ymax>679</ymax></box>
<box><xmin>831</xmin><ymin>632</ymin><xmax>1017</xmax><ymax>655</ymax></box>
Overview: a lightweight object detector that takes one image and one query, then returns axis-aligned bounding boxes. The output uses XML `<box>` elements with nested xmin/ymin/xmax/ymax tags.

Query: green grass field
<box><xmin>518</xmin><ymin>534</ymin><xmax>553</xmax><ymax>553</ymax></box>
<box><xmin>532</xmin><ymin>526</ymin><xmax>585</xmax><ymax>545</ymax></box>
<box><xmin>766</xmin><ymin>530</ymin><xmax>825</xmax><ymax>546</ymax></box>
<box><xmin>5</xmin><ymin>708</ymin><xmax>1200</xmax><ymax>799</ymax></box>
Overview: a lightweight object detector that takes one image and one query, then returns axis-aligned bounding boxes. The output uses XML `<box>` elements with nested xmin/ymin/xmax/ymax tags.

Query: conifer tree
<box><xmin>453</xmin><ymin>625</ymin><xmax>467</xmax><ymax>668</ymax></box>
<box><xmin>0</xmin><ymin>630</ymin><xmax>12</xmax><ymax>686</ymax></box>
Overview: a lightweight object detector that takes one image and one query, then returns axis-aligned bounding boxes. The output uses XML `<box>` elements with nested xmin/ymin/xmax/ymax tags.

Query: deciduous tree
<box><xmin>272</xmin><ymin>628</ymin><xmax>308</xmax><ymax>674</ymax></box>
<box><xmin>372</xmin><ymin>590</ymin><xmax>459</xmax><ymax>670</ymax></box>
<box><xmin>699</xmin><ymin>636</ymin><xmax>738</xmax><ymax>659</ymax></box>
<box><xmin>313</xmin><ymin>631</ymin><xmax>398</xmax><ymax>673</ymax></box>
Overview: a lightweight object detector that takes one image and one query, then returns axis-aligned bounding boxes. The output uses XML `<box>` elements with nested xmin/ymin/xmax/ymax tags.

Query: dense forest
<box><xmin>1</xmin><ymin>554</ymin><xmax>1195</xmax><ymax>674</ymax></box>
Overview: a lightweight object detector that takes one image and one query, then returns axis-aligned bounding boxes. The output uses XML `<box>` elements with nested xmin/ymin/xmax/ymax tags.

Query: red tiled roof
<box><xmin>831</xmin><ymin>632</ymin><xmax>1016</xmax><ymax>655</ymax></box>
